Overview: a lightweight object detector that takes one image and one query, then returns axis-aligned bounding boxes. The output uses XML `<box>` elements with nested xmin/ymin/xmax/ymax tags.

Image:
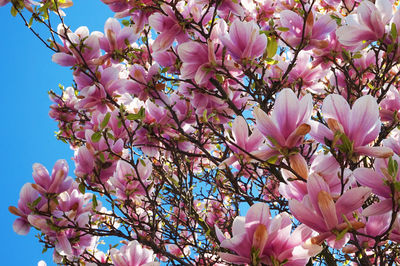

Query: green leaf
<box><xmin>11</xmin><ymin>6</ymin><xmax>18</xmax><ymax>17</ymax></box>
<box><xmin>388</xmin><ymin>156</ymin><xmax>398</xmax><ymax>179</ymax></box>
<box><xmin>330</xmin><ymin>14</ymin><xmax>342</xmax><ymax>26</ymax></box>
<box><xmin>78</xmin><ymin>183</ymin><xmax>86</xmax><ymax>194</ymax></box>
<box><xmin>203</xmin><ymin>109</ymin><xmax>208</xmax><ymax>122</ymax></box>
<box><xmin>92</xmin><ymin>194</ymin><xmax>98</xmax><ymax>209</ymax></box>
<box><xmin>341</xmin><ymin>48</ymin><xmax>351</xmax><ymax>61</ymax></box>
<box><xmin>338</xmin><ymin>133</ymin><xmax>353</xmax><ymax>154</ymax></box>
<box><xmin>394</xmin><ymin>181</ymin><xmax>400</xmax><ymax>192</ymax></box>
<box><xmin>276</xmin><ymin>27</ymin><xmax>289</xmax><ymax>32</ymax></box>
<box><xmin>32</xmin><ymin>196</ymin><xmax>42</xmax><ymax>207</ymax></box>
<box><xmin>266</xmin><ymin>36</ymin><xmax>278</xmax><ymax>58</ymax></box>
<box><xmin>98</xmin><ymin>152</ymin><xmax>106</xmax><ymax>163</ymax></box>
<box><xmin>121</xmin><ymin>19</ymin><xmax>130</xmax><ymax>26</ymax></box>
<box><xmin>391</xmin><ymin>23</ymin><xmax>398</xmax><ymax>40</ymax></box>
<box><xmin>126</xmin><ymin>107</ymin><xmax>145</xmax><ymax>120</ymax></box>
<box><xmin>100</xmin><ymin>113</ymin><xmax>111</xmax><ymax>129</ymax></box>
<box><xmin>91</xmin><ymin>131</ymin><xmax>102</xmax><ymax>142</ymax></box>
<box><xmin>28</xmin><ymin>16</ymin><xmax>34</xmax><ymax>28</ymax></box>
<box><xmin>336</xmin><ymin>227</ymin><xmax>349</xmax><ymax>240</ymax></box>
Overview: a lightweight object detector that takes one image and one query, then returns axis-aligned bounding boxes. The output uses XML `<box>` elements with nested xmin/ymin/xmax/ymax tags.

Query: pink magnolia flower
<box><xmin>289</xmin><ymin>174</ymin><xmax>371</xmax><ymax>248</ymax></box>
<box><xmin>280</xmin><ymin>153</ymin><xmax>355</xmax><ymax>202</ymax></box>
<box><xmin>216</xmin><ymin>203</ymin><xmax>321</xmax><ymax>265</ymax></box>
<box><xmin>220</xmin><ymin>19</ymin><xmax>267</xmax><ymax>62</ymax></box>
<box><xmin>110</xmin><ymin>159</ymin><xmax>153</xmax><ymax>201</ymax></box>
<box><xmin>310</xmin><ymin>94</ymin><xmax>393</xmax><ymax>158</ymax></box>
<box><xmin>31</xmin><ymin>159</ymin><xmax>73</xmax><ymax>195</ymax></box>
<box><xmin>279</xmin><ymin>10</ymin><xmax>336</xmax><ymax>49</ymax></box>
<box><xmin>383</xmin><ymin>128</ymin><xmax>400</xmax><ymax>155</ymax></box>
<box><xmin>254</xmin><ymin>88</ymin><xmax>312</xmax><ymax>153</ymax></box>
<box><xmin>353</xmin><ymin>155</ymin><xmax>400</xmax><ymax>216</ymax></box>
<box><xmin>76</xmin><ymin>67</ymin><xmax>127</xmax><ymax>113</ymax></box>
<box><xmin>148</xmin><ymin>4</ymin><xmax>188</xmax><ymax>52</ymax></box>
<box><xmin>111</xmin><ymin>240</ymin><xmax>159</xmax><ymax>266</ymax></box>
<box><xmin>99</xmin><ymin>17</ymin><xmax>138</xmax><ymax>55</ymax></box>
<box><xmin>380</xmin><ymin>85</ymin><xmax>400</xmax><ymax>122</ymax></box>
<box><xmin>219</xmin><ymin>116</ymin><xmax>265</xmax><ymax>168</ymax></box>
<box><xmin>177</xmin><ymin>40</ymin><xmax>221</xmax><ymax>86</ymax></box>
<box><xmin>336</xmin><ymin>0</ymin><xmax>393</xmax><ymax>50</ymax></box>
<box><xmin>28</xmin><ymin>187</ymin><xmax>97</xmax><ymax>260</ymax></box>
<box><xmin>9</xmin><ymin>183</ymin><xmax>44</xmax><ymax>235</ymax></box>
<box><xmin>125</xmin><ymin>63</ymin><xmax>160</xmax><ymax>101</ymax></box>
<box><xmin>344</xmin><ymin>213</ymin><xmax>391</xmax><ymax>253</ymax></box>
<box><xmin>52</xmin><ymin>25</ymin><xmax>102</xmax><ymax>67</ymax></box>
<box><xmin>285</xmin><ymin>51</ymin><xmax>328</xmax><ymax>93</ymax></box>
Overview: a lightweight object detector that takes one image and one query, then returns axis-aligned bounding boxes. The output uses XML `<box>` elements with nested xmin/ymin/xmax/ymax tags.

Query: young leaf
<box><xmin>100</xmin><ymin>113</ymin><xmax>111</xmax><ymax>129</ymax></box>
<box><xmin>91</xmin><ymin>131</ymin><xmax>102</xmax><ymax>143</ymax></box>
<box><xmin>266</xmin><ymin>36</ymin><xmax>278</xmax><ymax>58</ymax></box>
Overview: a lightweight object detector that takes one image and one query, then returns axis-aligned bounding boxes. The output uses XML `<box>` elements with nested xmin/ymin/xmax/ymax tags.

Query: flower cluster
<box><xmin>6</xmin><ymin>0</ymin><xmax>400</xmax><ymax>264</ymax></box>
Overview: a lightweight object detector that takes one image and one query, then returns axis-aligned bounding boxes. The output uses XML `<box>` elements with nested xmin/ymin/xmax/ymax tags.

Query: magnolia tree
<box><xmin>5</xmin><ymin>0</ymin><xmax>400</xmax><ymax>264</ymax></box>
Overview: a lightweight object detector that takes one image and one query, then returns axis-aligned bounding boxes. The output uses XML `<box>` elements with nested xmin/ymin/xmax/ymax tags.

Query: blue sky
<box><xmin>0</xmin><ymin>1</ymin><xmax>113</xmax><ymax>265</ymax></box>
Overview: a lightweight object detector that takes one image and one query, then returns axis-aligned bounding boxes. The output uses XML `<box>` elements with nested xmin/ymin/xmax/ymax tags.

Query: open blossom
<box><xmin>289</xmin><ymin>174</ymin><xmax>371</xmax><ymax>248</ymax></box>
<box><xmin>336</xmin><ymin>0</ymin><xmax>393</xmax><ymax>50</ymax></box>
<box><xmin>254</xmin><ymin>88</ymin><xmax>312</xmax><ymax>154</ymax></box>
<box><xmin>111</xmin><ymin>240</ymin><xmax>159</xmax><ymax>266</ymax></box>
<box><xmin>380</xmin><ymin>85</ymin><xmax>400</xmax><ymax>122</ymax></box>
<box><xmin>148</xmin><ymin>4</ymin><xmax>188</xmax><ymax>52</ymax></box>
<box><xmin>219</xmin><ymin>19</ymin><xmax>267</xmax><ymax>62</ymax></box>
<box><xmin>279</xmin><ymin>10</ymin><xmax>336</xmax><ymax>49</ymax></box>
<box><xmin>52</xmin><ymin>25</ymin><xmax>102</xmax><ymax>67</ymax></box>
<box><xmin>99</xmin><ymin>17</ymin><xmax>138</xmax><ymax>55</ymax></box>
<box><xmin>216</xmin><ymin>203</ymin><xmax>321</xmax><ymax>265</ymax></box>
<box><xmin>310</xmin><ymin>94</ymin><xmax>393</xmax><ymax>158</ymax></box>
<box><xmin>219</xmin><ymin>116</ymin><xmax>265</xmax><ymax>168</ymax></box>
<box><xmin>110</xmin><ymin>159</ymin><xmax>153</xmax><ymax>201</ymax></box>
<box><xmin>279</xmin><ymin>153</ymin><xmax>354</xmax><ymax>201</ymax></box>
<box><xmin>353</xmin><ymin>155</ymin><xmax>400</xmax><ymax>216</ymax></box>
<box><xmin>9</xmin><ymin>183</ymin><xmax>44</xmax><ymax>235</ymax></box>
<box><xmin>31</xmin><ymin>159</ymin><xmax>72</xmax><ymax>195</ymax></box>
<box><xmin>177</xmin><ymin>40</ymin><xmax>221</xmax><ymax>86</ymax></box>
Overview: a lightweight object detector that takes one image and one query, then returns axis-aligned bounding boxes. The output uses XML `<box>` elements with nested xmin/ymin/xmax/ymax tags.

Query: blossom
<box><xmin>177</xmin><ymin>40</ymin><xmax>220</xmax><ymax>86</ymax></box>
<box><xmin>111</xmin><ymin>240</ymin><xmax>159</xmax><ymax>266</ymax></box>
<box><xmin>110</xmin><ymin>159</ymin><xmax>153</xmax><ymax>201</ymax></box>
<box><xmin>336</xmin><ymin>0</ymin><xmax>393</xmax><ymax>50</ymax></box>
<box><xmin>216</xmin><ymin>203</ymin><xmax>321</xmax><ymax>265</ymax></box>
<box><xmin>99</xmin><ymin>17</ymin><xmax>138</xmax><ymax>55</ymax></box>
<box><xmin>279</xmin><ymin>10</ymin><xmax>336</xmax><ymax>49</ymax></box>
<box><xmin>31</xmin><ymin>159</ymin><xmax>72</xmax><ymax>195</ymax></box>
<box><xmin>219</xmin><ymin>19</ymin><xmax>267</xmax><ymax>62</ymax></box>
<box><xmin>353</xmin><ymin>155</ymin><xmax>400</xmax><ymax>216</ymax></box>
<box><xmin>289</xmin><ymin>174</ymin><xmax>371</xmax><ymax>248</ymax></box>
<box><xmin>254</xmin><ymin>88</ymin><xmax>312</xmax><ymax>152</ymax></box>
<box><xmin>148</xmin><ymin>4</ymin><xmax>188</xmax><ymax>52</ymax></box>
<box><xmin>219</xmin><ymin>116</ymin><xmax>265</xmax><ymax>168</ymax></box>
<box><xmin>310</xmin><ymin>94</ymin><xmax>393</xmax><ymax>158</ymax></box>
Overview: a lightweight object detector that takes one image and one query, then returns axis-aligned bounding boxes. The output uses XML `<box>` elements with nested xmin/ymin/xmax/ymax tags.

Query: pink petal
<box><xmin>335</xmin><ymin>187</ymin><xmax>371</xmax><ymax>216</ymax></box>
<box><xmin>254</xmin><ymin>107</ymin><xmax>285</xmax><ymax>146</ymax></box>
<box><xmin>52</xmin><ymin>53</ymin><xmax>76</xmax><ymax>66</ymax></box>
<box><xmin>273</xmin><ymin>89</ymin><xmax>300</xmax><ymax>139</ymax></box>
<box><xmin>362</xmin><ymin>199</ymin><xmax>392</xmax><ymax>216</ymax></box>
<box><xmin>289</xmin><ymin>199</ymin><xmax>326</xmax><ymax>232</ymax></box>
<box><xmin>13</xmin><ymin>218</ymin><xmax>30</xmax><ymax>235</ymax></box>
<box><xmin>322</xmin><ymin>94</ymin><xmax>350</xmax><ymax>132</ymax></box>
<box><xmin>349</xmin><ymin>95</ymin><xmax>380</xmax><ymax>146</ymax></box>
<box><xmin>353</xmin><ymin>168</ymin><xmax>390</xmax><ymax>197</ymax></box>
<box><xmin>245</xmin><ymin>203</ymin><xmax>270</xmax><ymax>237</ymax></box>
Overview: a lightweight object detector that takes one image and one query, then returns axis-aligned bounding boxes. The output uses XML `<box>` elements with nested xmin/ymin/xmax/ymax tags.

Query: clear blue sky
<box><xmin>0</xmin><ymin>1</ymin><xmax>113</xmax><ymax>265</ymax></box>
